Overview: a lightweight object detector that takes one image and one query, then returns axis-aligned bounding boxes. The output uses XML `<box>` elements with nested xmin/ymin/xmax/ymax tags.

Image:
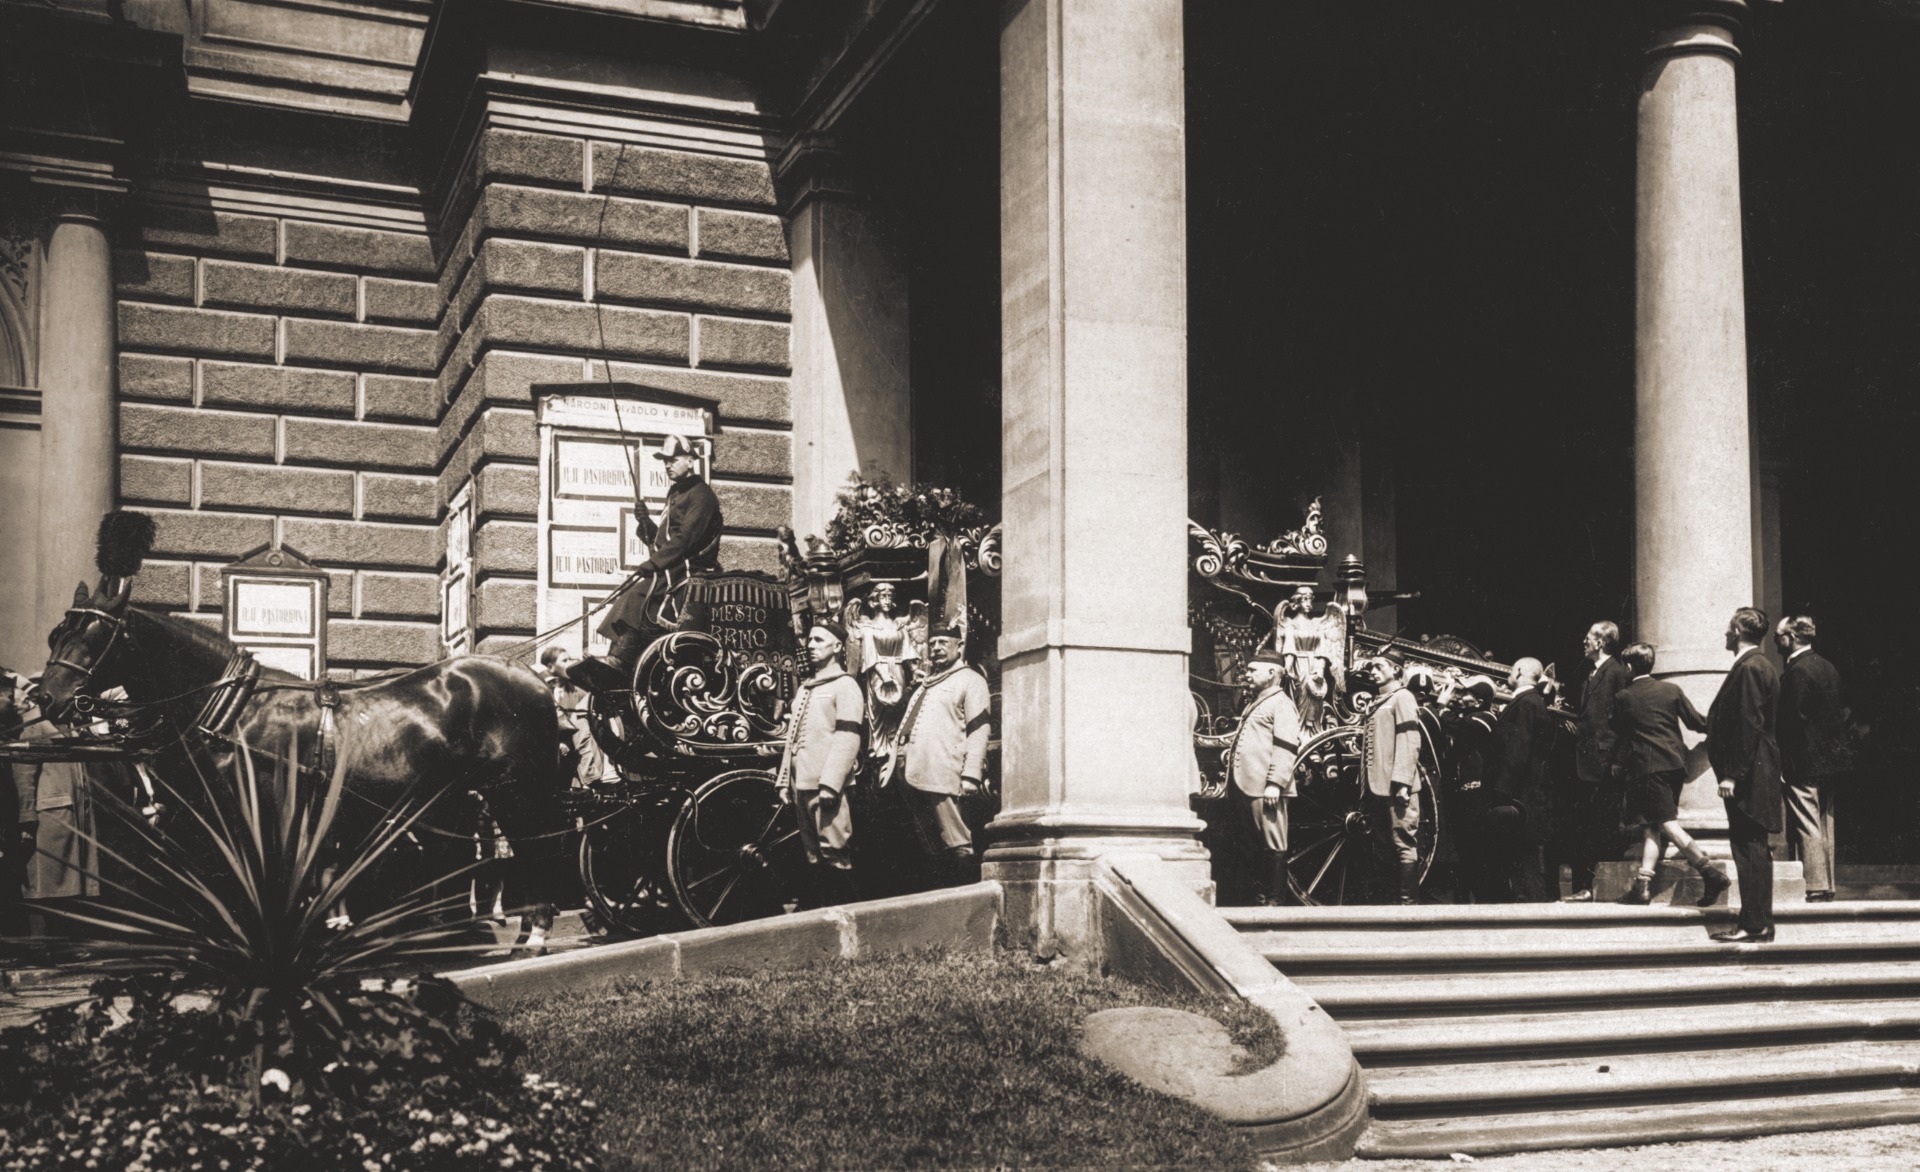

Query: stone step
<box><xmin>1837</xmin><ymin>866</ymin><xmax>1920</xmax><ymax>901</ymax></box>
<box><xmin>1230</xmin><ymin>900</ymin><xmax>1920</xmax><ymax>1156</ymax></box>
<box><xmin>1357</xmin><ymin>1084</ymin><xmax>1920</xmax><ymax>1159</ymax></box>
<box><xmin>1594</xmin><ymin>857</ymin><xmax>1804</xmax><ymax>903</ymax></box>
<box><xmin>1340</xmin><ymin>996</ymin><xmax>1920</xmax><ymax>1066</ymax></box>
<box><xmin>1223</xmin><ymin>899</ymin><xmax>1920</xmax><ymax>931</ymax></box>
<box><xmin>1367</xmin><ymin>1038</ymin><xmax>1920</xmax><ymax>1114</ymax></box>
<box><xmin>1295</xmin><ymin>958</ymin><xmax>1920</xmax><ymax>1017</ymax></box>
<box><xmin>1254</xmin><ymin>933</ymin><xmax>1920</xmax><ymax>975</ymax></box>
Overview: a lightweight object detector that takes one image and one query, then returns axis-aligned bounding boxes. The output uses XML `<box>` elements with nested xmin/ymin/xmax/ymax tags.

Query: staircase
<box><xmin>1222</xmin><ymin>902</ymin><xmax>1920</xmax><ymax>1158</ymax></box>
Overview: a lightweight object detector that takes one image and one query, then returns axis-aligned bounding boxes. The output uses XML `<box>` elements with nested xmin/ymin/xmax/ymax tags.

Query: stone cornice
<box><xmin>765</xmin><ymin>0</ymin><xmax>946</xmax><ymax>140</ymax></box>
<box><xmin>180</xmin><ymin>0</ymin><xmax>434</xmax><ymax>123</ymax></box>
<box><xmin>492</xmin><ymin>0</ymin><xmax>754</xmax><ymax>31</ymax></box>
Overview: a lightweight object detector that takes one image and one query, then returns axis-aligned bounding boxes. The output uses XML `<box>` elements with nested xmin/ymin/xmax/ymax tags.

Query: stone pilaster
<box><xmin>36</xmin><ymin>211</ymin><xmax>117</xmax><ymax>639</ymax></box>
<box><xmin>984</xmin><ymin>0</ymin><xmax>1206</xmax><ymax>959</ymax></box>
<box><xmin>781</xmin><ymin>136</ymin><xmax>913</xmax><ymax>537</ymax></box>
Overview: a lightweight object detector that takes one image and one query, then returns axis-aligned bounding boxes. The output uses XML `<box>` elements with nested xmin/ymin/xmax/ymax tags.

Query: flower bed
<box><xmin>0</xmin><ymin>973</ymin><xmax>600</xmax><ymax>1172</ymax></box>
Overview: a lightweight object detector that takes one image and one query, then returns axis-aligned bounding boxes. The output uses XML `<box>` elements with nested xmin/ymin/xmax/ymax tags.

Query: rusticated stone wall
<box><xmin>113</xmin><ymin>126</ymin><xmax>794</xmax><ymax>673</ymax></box>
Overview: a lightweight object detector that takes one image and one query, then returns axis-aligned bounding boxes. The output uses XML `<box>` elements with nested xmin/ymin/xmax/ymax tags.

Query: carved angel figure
<box><xmin>1274</xmin><ymin>585</ymin><xmax>1348</xmax><ymax>730</ymax></box>
<box><xmin>844</xmin><ymin>581</ymin><xmax>928</xmax><ymax>777</ymax></box>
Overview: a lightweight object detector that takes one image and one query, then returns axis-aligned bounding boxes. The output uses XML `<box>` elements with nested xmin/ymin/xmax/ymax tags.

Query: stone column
<box><xmin>35</xmin><ymin>211</ymin><xmax>117</xmax><ymax>640</ymax></box>
<box><xmin>985</xmin><ymin>0</ymin><xmax>1206</xmax><ymax>957</ymax></box>
<box><xmin>1634</xmin><ymin>4</ymin><xmax>1755</xmax><ymax>832</ymax></box>
<box><xmin>785</xmin><ymin>141</ymin><xmax>913</xmax><ymax>538</ymax></box>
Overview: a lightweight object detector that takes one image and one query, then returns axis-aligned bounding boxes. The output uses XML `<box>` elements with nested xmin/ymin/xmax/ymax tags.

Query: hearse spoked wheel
<box><xmin>666</xmin><ymin>769</ymin><xmax>806</xmax><ymax>928</ymax></box>
<box><xmin>1283</xmin><ymin>725</ymin><xmax>1441</xmax><ymax>906</ymax></box>
<box><xmin>577</xmin><ymin>789</ymin><xmax>680</xmax><ymax>938</ymax></box>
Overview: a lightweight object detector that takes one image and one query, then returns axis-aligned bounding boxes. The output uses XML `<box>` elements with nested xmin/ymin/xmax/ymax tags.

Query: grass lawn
<box><xmin>499</xmin><ymin>946</ymin><xmax>1279</xmax><ymax>1171</ymax></box>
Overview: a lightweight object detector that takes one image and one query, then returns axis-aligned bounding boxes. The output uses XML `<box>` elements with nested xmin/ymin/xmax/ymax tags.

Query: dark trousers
<box><xmin>1513</xmin><ymin>843</ymin><xmax>1552</xmax><ymax>903</ymax></box>
<box><xmin>1726</xmin><ymin>801</ymin><xmax>1774</xmax><ymax>934</ymax></box>
<box><xmin>1553</xmin><ymin>780</ymin><xmax>1605</xmax><ymax>894</ymax></box>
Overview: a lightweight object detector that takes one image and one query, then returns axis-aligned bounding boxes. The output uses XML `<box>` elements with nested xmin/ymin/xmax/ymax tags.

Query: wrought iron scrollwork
<box><xmin>1188</xmin><ymin>520</ymin><xmax>1251</xmax><ymax>580</ymax></box>
<box><xmin>631</xmin><ymin>632</ymin><xmax>792</xmax><ymax>757</ymax></box>
<box><xmin>1259</xmin><ymin>495</ymin><xmax>1328</xmax><ymax>559</ymax></box>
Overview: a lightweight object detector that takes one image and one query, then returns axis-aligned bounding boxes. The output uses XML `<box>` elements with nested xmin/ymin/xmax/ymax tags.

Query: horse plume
<box><xmin>95</xmin><ymin>511</ymin><xmax>159</xmax><ymax>579</ymax></box>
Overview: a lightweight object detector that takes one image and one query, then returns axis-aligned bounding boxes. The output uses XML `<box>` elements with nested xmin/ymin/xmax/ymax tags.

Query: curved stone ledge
<box><xmin>446</xmin><ymin>882</ymin><xmax>1002</xmax><ymax>1006</ymax></box>
<box><xmin>1091</xmin><ymin>852</ymin><xmax>1367</xmax><ymax>1163</ymax></box>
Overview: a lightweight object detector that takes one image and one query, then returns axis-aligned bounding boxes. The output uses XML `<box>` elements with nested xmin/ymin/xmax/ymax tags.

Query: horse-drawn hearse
<box><xmin>5</xmin><ymin>501</ymin><xmax>1004</xmax><ymax>945</ymax></box>
<box><xmin>6</xmin><ymin>495</ymin><xmax>1568</xmax><ymax>953</ymax></box>
<box><xmin>1186</xmin><ymin>500</ymin><xmax>1576</xmax><ymax>905</ymax></box>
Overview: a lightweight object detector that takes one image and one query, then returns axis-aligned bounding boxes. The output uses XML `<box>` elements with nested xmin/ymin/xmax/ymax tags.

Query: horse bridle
<box><xmin>47</xmin><ymin>605</ymin><xmax>132</xmax><ymax>715</ymax></box>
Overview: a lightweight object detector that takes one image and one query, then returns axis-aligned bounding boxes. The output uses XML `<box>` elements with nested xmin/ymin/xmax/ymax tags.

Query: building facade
<box><xmin>6</xmin><ymin>0</ymin><xmax>1917</xmax><ymax>946</ymax></box>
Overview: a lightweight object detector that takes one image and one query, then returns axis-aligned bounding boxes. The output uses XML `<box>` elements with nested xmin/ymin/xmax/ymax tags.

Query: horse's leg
<box><xmin>479</xmin><ymin>778</ymin><xmax>565</xmax><ymax>956</ymax></box>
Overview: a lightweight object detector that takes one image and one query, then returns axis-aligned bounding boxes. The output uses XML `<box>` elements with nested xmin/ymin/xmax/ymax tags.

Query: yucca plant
<box><xmin>29</xmin><ymin>734</ymin><xmax>491</xmax><ymax>1101</ymax></box>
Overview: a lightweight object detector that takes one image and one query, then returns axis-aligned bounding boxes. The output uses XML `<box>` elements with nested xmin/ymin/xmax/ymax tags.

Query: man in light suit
<box><xmin>1230</xmin><ymin>650</ymin><xmax>1304</xmax><ymax>905</ymax></box>
<box><xmin>897</xmin><ymin>625</ymin><xmax>992</xmax><ymax>888</ymax></box>
<box><xmin>1363</xmin><ymin>651</ymin><xmax>1425</xmax><ymax>905</ymax></box>
<box><xmin>1775</xmin><ymin>615</ymin><xmax>1851</xmax><ymax>903</ymax></box>
<box><xmin>1707</xmin><ymin>607</ymin><xmax>1784</xmax><ymax>943</ymax></box>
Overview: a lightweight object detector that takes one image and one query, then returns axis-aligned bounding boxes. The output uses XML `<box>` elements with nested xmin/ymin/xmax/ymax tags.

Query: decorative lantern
<box><xmin>1338</xmin><ymin>555</ymin><xmax>1369</xmax><ymax>674</ymax></box>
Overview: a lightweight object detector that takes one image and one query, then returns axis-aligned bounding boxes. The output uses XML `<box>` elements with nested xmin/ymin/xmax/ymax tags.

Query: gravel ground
<box><xmin>1285</xmin><ymin>1122</ymin><xmax>1920</xmax><ymax>1171</ymax></box>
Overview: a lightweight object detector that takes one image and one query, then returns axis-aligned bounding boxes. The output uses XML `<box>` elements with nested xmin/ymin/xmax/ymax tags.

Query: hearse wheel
<box><xmin>1283</xmin><ymin>725</ymin><xmax>1441</xmax><ymax>906</ymax></box>
<box><xmin>666</xmin><ymin>769</ymin><xmax>807</xmax><ymax>928</ymax></box>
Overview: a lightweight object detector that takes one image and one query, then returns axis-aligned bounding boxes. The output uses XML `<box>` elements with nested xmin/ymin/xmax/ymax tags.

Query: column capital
<box><xmin>51</xmin><ymin>209</ymin><xmax>109</xmax><ymax>231</ymax></box>
<box><xmin>1644</xmin><ymin>0</ymin><xmax>1783</xmax><ymax>59</ymax></box>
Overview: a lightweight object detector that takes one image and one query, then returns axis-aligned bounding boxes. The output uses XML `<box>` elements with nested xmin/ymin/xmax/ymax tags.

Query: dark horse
<box><xmin>34</xmin><ymin>523</ymin><xmax>568</xmax><ymax>952</ymax></box>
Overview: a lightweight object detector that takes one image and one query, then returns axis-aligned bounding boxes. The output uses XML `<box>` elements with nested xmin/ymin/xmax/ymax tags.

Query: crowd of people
<box><xmin>1225</xmin><ymin>606</ymin><xmax>1854</xmax><ymax>942</ymax></box>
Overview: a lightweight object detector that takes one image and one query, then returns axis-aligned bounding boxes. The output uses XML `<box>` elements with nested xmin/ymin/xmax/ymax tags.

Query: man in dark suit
<box><xmin>1559</xmin><ymin>621</ymin><xmax>1630</xmax><ymax>901</ymax></box>
<box><xmin>1440</xmin><ymin>678</ymin><xmax>1503</xmax><ymax>902</ymax></box>
<box><xmin>1775</xmin><ymin>615</ymin><xmax>1851</xmax><ymax>903</ymax></box>
<box><xmin>1491</xmin><ymin>658</ymin><xmax>1557</xmax><ymax>901</ymax></box>
<box><xmin>1608</xmin><ymin>643</ymin><xmax>1731</xmax><ymax>905</ymax></box>
<box><xmin>1707</xmin><ymin>607</ymin><xmax>1784</xmax><ymax>942</ymax></box>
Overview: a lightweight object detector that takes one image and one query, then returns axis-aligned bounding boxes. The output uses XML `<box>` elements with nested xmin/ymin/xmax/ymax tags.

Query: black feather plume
<box><xmin>95</xmin><ymin>511</ymin><xmax>159</xmax><ymax>578</ymax></box>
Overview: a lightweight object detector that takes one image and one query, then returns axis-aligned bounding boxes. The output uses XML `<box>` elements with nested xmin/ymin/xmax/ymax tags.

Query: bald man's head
<box><xmin>1510</xmin><ymin>657</ymin><xmax>1544</xmax><ymax>688</ymax></box>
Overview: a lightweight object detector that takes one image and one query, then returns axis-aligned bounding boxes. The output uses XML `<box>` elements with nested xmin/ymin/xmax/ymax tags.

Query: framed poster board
<box><xmin>222</xmin><ymin>545</ymin><xmax>330</xmax><ymax>680</ymax></box>
<box><xmin>531</xmin><ymin>383</ymin><xmax>719</xmax><ymax>659</ymax></box>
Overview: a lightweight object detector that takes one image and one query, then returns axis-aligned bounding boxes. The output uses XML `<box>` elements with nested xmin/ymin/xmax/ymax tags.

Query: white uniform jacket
<box><xmin>1230</xmin><ymin>685</ymin><xmax>1304</xmax><ymax>799</ymax></box>
<box><xmin>778</xmin><ymin>669</ymin><xmax>866</xmax><ymax>797</ymax></box>
<box><xmin>1365</xmin><ymin>685</ymin><xmax>1424</xmax><ymax>796</ymax></box>
<box><xmin>899</xmin><ymin>664</ymin><xmax>992</xmax><ymax>795</ymax></box>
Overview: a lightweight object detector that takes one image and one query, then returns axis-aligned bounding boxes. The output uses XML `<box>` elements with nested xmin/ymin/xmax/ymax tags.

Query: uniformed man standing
<box><xmin>1363</xmin><ymin>652</ymin><xmax>1426</xmax><ymax>905</ymax></box>
<box><xmin>1230</xmin><ymin>650</ymin><xmax>1304</xmax><ymax>905</ymax></box>
<box><xmin>778</xmin><ymin>618</ymin><xmax>866</xmax><ymax>906</ymax></box>
<box><xmin>572</xmin><ymin>433</ymin><xmax>724</xmax><ymax>692</ymax></box>
<box><xmin>897</xmin><ymin>625</ymin><xmax>992</xmax><ymax>887</ymax></box>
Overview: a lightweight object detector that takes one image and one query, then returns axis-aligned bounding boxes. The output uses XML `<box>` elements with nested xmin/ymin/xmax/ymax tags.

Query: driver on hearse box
<box><xmin>570</xmin><ymin>432</ymin><xmax>724</xmax><ymax>693</ymax></box>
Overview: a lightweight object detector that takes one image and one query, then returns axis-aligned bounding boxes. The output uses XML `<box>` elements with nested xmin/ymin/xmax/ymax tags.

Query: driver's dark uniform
<box><xmin>597</xmin><ymin>476</ymin><xmax>723</xmax><ymax>645</ymax></box>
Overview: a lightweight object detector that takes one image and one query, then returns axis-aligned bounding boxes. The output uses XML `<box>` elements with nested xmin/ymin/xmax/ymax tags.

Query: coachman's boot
<box><xmin>945</xmin><ymin>848</ymin><xmax>981</xmax><ymax>889</ymax></box>
<box><xmin>569</xmin><ymin>627</ymin><xmax>647</xmax><ymax>693</ymax></box>
<box><xmin>1397</xmin><ymin>861</ymin><xmax>1421</xmax><ymax>906</ymax></box>
<box><xmin>1266</xmin><ymin>855</ymin><xmax>1292</xmax><ymax>907</ymax></box>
